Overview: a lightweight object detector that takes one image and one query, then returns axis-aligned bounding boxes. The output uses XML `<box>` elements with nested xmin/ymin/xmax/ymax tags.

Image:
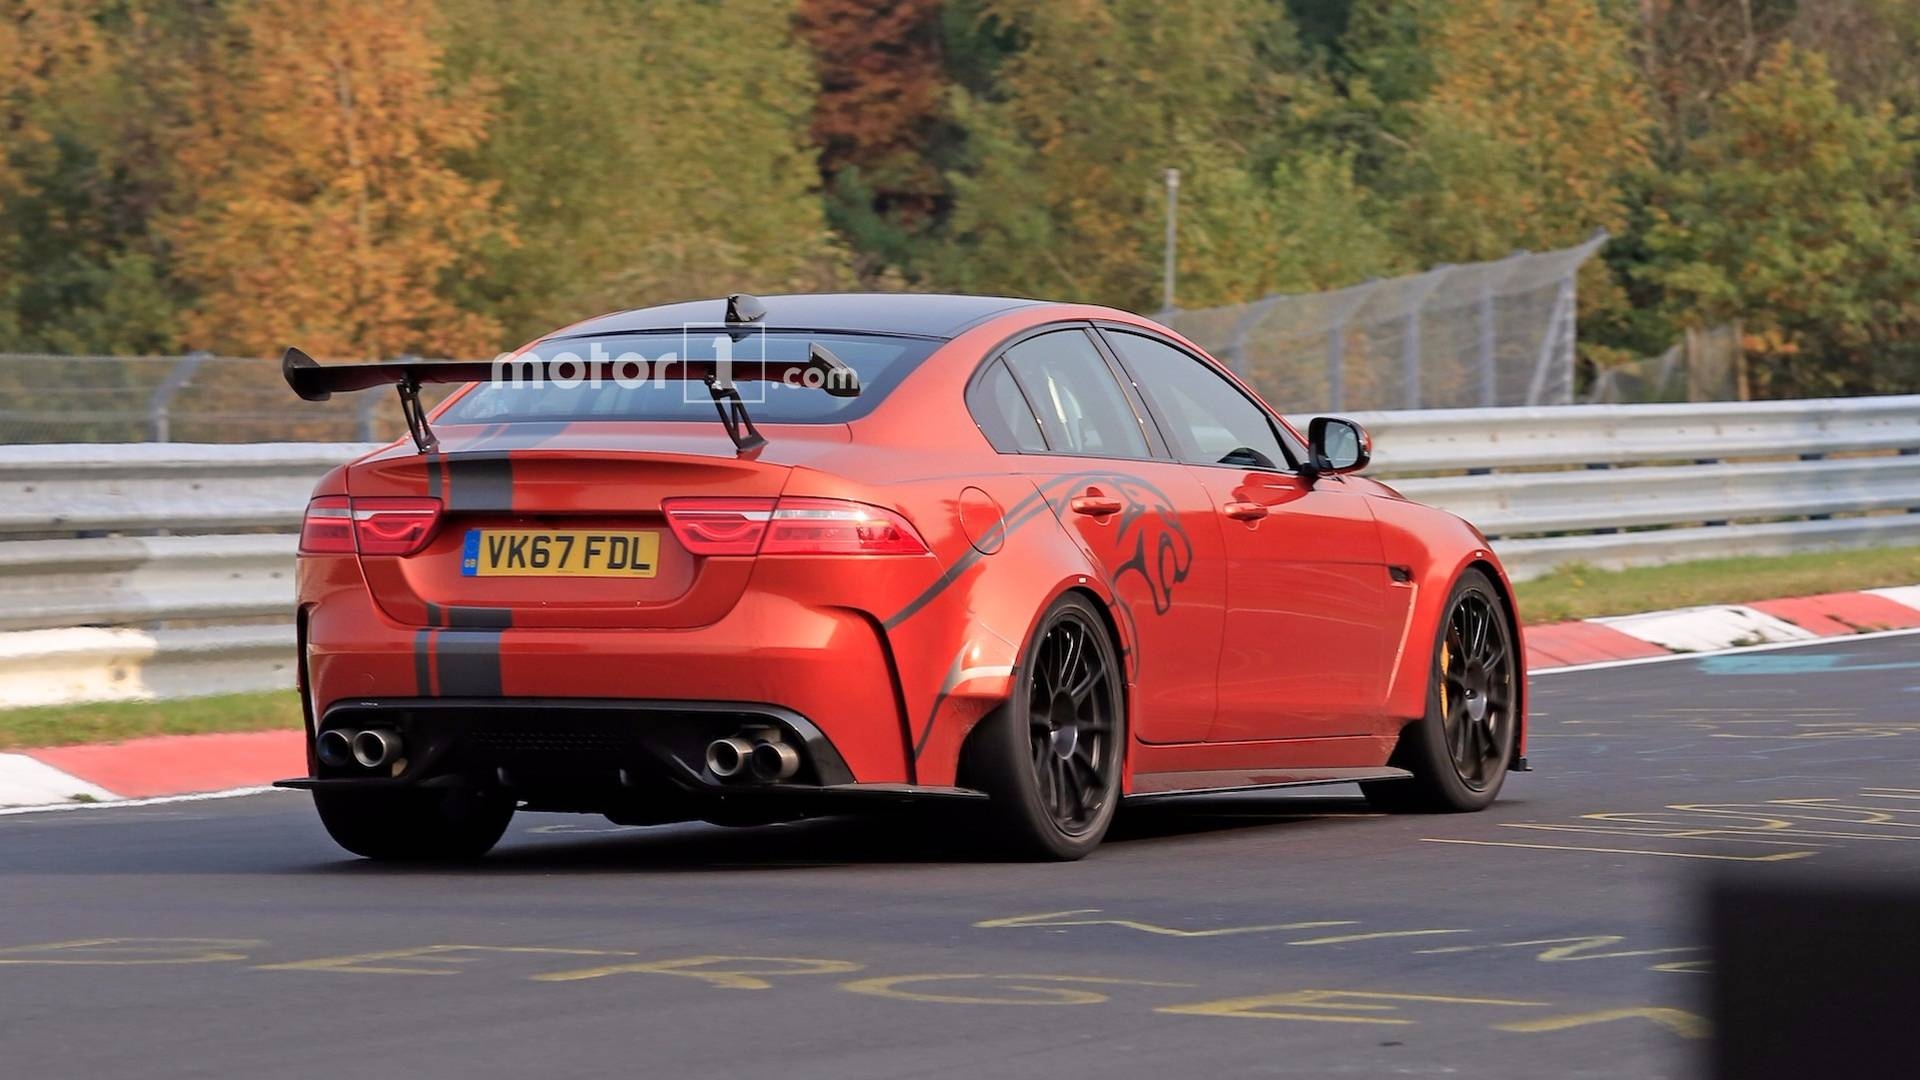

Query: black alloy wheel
<box><xmin>1362</xmin><ymin>569</ymin><xmax>1517</xmax><ymax>812</ymax></box>
<box><xmin>963</xmin><ymin>594</ymin><xmax>1125</xmax><ymax>860</ymax></box>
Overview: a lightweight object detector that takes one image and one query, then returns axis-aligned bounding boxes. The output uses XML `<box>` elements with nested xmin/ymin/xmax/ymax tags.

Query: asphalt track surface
<box><xmin>5</xmin><ymin>634</ymin><xmax>1920</xmax><ymax>1079</ymax></box>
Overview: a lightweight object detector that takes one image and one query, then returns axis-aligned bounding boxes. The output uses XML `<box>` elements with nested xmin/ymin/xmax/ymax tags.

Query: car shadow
<box><xmin>305</xmin><ymin>790</ymin><xmax>1390</xmax><ymax>876</ymax></box>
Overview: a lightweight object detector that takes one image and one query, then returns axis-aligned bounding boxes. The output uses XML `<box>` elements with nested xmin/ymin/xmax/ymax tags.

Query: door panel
<box><xmin>1188</xmin><ymin>469</ymin><xmax>1394</xmax><ymax>741</ymax></box>
<box><xmin>1043</xmin><ymin>465</ymin><xmax>1227</xmax><ymax>745</ymax></box>
<box><xmin>1094</xmin><ymin>327</ymin><xmax>1393</xmax><ymax>743</ymax></box>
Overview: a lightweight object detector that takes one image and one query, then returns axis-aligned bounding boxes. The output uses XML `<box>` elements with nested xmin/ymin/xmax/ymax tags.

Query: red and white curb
<box><xmin>0</xmin><ymin>730</ymin><xmax>302</xmax><ymax>811</ymax></box>
<box><xmin>1524</xmin><ymin>586</ymin><xmax>1920</xmax><ymax>671</ymax></box>
<box><xmin>3</xmin><ymin>586</ymin><xmax>1918</xmax><ymax>812</ymax></box>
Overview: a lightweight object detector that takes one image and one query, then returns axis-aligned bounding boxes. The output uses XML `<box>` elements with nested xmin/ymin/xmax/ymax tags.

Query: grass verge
<box><xmin>1515</xmin><ymin>544</ymin><xmax>1920</xmax><ymax>624</ymax></box>
<box><xmin>0</xmin><ymin>690</ymin><xmax>301</xmax><ymax>751</ymax></box>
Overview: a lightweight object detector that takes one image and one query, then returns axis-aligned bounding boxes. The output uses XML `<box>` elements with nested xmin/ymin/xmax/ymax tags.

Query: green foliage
<box><xmin>939</xmin><ymin>0</ymin><xmax>1332</xmax><ymax>308</ymax></box>
<box><xmin>1645</xmin><ymin>43</ymin><xmax>1920</xmax><ymax>396</ymax></box>
<box><xmin>439</xmin><ymin>0</ymin><xmax>845</xmax><ymax>345</ymax></box>
<box><xmin>0</xmin><ymin>0</ymin><xmax>1912</xmax><ymax>400</ymax></box>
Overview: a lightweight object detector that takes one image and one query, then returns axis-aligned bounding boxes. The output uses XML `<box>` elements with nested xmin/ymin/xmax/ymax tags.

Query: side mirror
<box><xmin>1304</xmin><ymin>416</ymin><xmax>1370</xmax><ymax>482</ymax></box>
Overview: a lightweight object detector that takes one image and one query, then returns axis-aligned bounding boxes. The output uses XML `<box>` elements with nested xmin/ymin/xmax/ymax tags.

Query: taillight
<box><xmin>761</xmin><ymin>498</ymin><xmax>928</xmax><ymax>555</ymax></box>
<box><xmin>299</xmin><ymin>496</ymin><xmax>442</xmax><ymax>556</ymax></box>
<box><xmin>662</xmin><ymin>498</ymin><xmax>776</xmax><ymax>556</ymax></box>
<box><xmin>662</xmin><ymin>497</ymin><xmax>928</xmax><ymax>556</ymax></box>
<box><xmin>299</xmin><ymin>496</ymin><xmax>353</xmax><ymax>553</ymax></box>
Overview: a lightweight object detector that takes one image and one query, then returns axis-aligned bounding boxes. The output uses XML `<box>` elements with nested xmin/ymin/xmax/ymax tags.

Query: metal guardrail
<box><xmin>1</xmin><ymin>394</ymin><xmax>1916</xmax><ymax>704</ymax></box>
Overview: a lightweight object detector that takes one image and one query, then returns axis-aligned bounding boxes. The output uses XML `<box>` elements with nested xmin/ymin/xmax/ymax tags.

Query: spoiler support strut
<box><xmin>396</xmin><ymin>374</ymin><xmax>438</xmax><ymax>453</ymax></box>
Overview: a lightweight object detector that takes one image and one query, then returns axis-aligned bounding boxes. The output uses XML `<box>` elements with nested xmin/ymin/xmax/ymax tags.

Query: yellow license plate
<box><xmin>461</xmin><ymin>529</ymin><xmax>660</xmax><ymax>577</ymax></box>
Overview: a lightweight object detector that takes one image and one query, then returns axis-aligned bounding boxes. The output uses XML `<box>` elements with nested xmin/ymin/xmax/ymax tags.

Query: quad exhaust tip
<box><xmin>705</xmin><ymin>736</ymin><xmax>757</xmax><ymax>779</ymax></box>
<box><xmin>316</xmin><ymin>727</ymin><xmax>405</xmax><ymax>771</ymax></box>
<box><xmin>749</xmin><ymin>740</ymin><xmax>800</xmax><ymax>782</ymax></box>
<box><xmin>316</xmin><ymin>728</ymin><xmax>354</xmax><ymax>769</ymax></box>
<box><xmin>705</xmin><ymin>733</ymin><xmax>800</xmax><ymax>782</ymax></box>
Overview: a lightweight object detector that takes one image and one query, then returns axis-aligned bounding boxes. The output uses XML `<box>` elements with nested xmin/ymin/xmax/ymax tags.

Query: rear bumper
<box><xmin>278</xmin><ymin>696</ymin><xmax>985</xmax><ymax>817</ymax></box>
<box><xmin>302</xmin><ymin>575</ymin><xmax>915</xmax><ymax>783</ymax></box>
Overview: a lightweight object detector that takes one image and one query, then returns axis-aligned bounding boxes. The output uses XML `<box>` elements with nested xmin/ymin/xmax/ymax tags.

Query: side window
<box><xmin>1105</xmin><ymin>331</ymin><xmax>1293</xmax><ymax>470</ymax></box>
<box><xmin>1001</xmin><ymin>330</ymin><xmax>1150</xmax><ymax>460</ymax></box>
<box><xmin>967</xmin><ymin>358</ymin><xmax>1048</xmax><ymax>453</ymax></box>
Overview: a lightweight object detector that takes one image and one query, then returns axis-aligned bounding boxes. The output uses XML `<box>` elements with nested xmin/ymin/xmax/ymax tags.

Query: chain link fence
<box><xmin>1</xmin><ymin>237</ymin><xmax>1606</xmax><ymax>443</ymax></box>
<box><xmin>0</xmin><ymin>352</ymin><xmax>459</xmax><ymax>444</ymax></box>
<box><xmin>1160</xmin><ymin>232</ymin><xmax>1607</xmax><ymax>412</ymax></box>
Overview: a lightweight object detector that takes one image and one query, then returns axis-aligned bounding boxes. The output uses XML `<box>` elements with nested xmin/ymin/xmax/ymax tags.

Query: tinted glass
<box><xmin>1106</xmin><ymin>331</ymin><xmax>1291</xmax><ymax>470</ymax></box>
<box><xmin>441</xmin><ymin>332</ymin><xmax>938</xmax><ymax>425</ymax></box>
<box><xmin>1002</xmin><ymin>330</ymin><xmax>1149</xmax><ymax>459</ymax></box>
<box><xmin>969</xmin><ymin>359</ymin><xmax>1048</xmax><ymax>453</ymax></box>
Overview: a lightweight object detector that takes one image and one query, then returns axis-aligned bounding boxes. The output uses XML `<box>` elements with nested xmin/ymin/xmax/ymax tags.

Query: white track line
<box><xmin>1530</xmin><ymin>625</ymin><xmax>1920</xmax><ymax>677</ymax></box>
<box><xmin>0</xmin><ymin>785</ymin><xmax>293</xmax><ymax>817</ymax></box>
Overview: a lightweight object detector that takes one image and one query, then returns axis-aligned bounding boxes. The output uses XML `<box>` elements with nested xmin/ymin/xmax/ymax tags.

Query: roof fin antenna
<box><xmin>725</xmin><ymin>293</ymin><xmax>766</xmax><ymax>325</ymax></box>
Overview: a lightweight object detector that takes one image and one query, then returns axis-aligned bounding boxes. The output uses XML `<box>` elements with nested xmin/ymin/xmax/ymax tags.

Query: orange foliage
<box><xmin>0</xmin><ymin>0</ymin><xmax>108</xmax><ymax>200</ymax></box>
<box><xmin>165</xmin><ymin>0</ymin><xmax>507</xmax><ymax>359</ymax></box>
<box><xmin>1416</xmin><ymin>0</ymin><xmax>1650</xmax><ymax>252</ymax></box>
<box><xmin>795</xmin><ymin>0</ymin><xmax>947</xmax><ymax>219</ymax></box>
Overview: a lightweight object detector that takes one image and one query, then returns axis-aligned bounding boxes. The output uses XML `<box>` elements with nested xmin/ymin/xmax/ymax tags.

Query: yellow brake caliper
<box><xmin>1439</xmin><ymin>634</ymin><xmax>1451</xmax><ymax>717</ymax></box>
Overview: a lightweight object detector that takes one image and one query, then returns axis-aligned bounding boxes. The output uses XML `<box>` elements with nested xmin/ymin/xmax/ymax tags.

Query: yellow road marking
<box><xmin>1287</xmin><ymin>929</ymin><xmax>1470</xmax><ymax>946</ymax></box>
<box><xmin>1422</xmin><ymin>838</ymin><xmax>1817</xmax><ymax>861</ymax></box>
<box><xmin>1160</xmin><ymin>989</ymin><xmax>1546</xmax><ymax>1025</ymax></box>
<box><xmin>532</xmin><ymin>955</ymin><xmax>861</xmax><ymax>988</ymax></box>
<box><xmin>256</xmin><ymin>944</ymin><xmax>636</xmax><ymax>976</ymax></box>
<box><xmin>974</xmin><ymin>909</ymin><xmax>1355</xmax><ymax>937</ymax></box>
<box><xmin>1495</xmin><ymin>1007</ymin><xmax>1709</xmax><ymax>1039</ymax></box>
<box><xmin>0</xmin><ymin>937</ymin><xmax>260</xmax><ymax>966</ymax></box>
<box><xmin>842</xmin><ymin>973</ymin><xmax>1188</xmax><ymax>1006</ymax></box>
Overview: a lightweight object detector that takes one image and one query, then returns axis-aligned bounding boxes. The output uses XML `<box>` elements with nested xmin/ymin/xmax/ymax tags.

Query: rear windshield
<box><xmin>440</xmin><ymin>331</ymin><xmax>940</xmax><ymax>425</ymax></box>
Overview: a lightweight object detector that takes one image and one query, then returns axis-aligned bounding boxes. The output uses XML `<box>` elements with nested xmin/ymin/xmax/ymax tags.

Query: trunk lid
<box><xmin>345</xmin><ymin>421</ymin><xmax>848</xmax><ymax>629</ymax></box>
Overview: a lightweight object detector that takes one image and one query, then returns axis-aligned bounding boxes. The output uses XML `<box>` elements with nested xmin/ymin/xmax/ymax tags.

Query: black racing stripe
<box><xmin>882</xmin><ymin>484</ymin><xmax>1058</xmax><ymax>631</ymax></box>
<box><xmin>423</xmin><ymin>602</ymin><xmax>444</xmax><ymax>627</ymax></box>
<box><xmin>436</xmin><ymin>630</ymin><xmax>505</xmax><ymax>696</ymax></box>
<box><xmin>912</xmin><ymin>653</ymin><xmax>967</xmax><ymax>760</ymax></box>
<box><xmin>445</xmin><ymin>606</ymin><xmax>513</xmax><ymax>629</ymax></box>
<box><xmin>445</xmin><ymin>455</ymin><xmax>515</xmax><ymax>512</ymax></box>
<box><xmin>412</xmin><ymin>629</ymin><xmax>434</xmax><ymax>695</ymax></box>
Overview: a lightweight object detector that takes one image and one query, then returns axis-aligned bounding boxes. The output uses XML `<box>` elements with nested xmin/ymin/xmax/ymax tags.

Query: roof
<box><xmin>548</xmin><ymin>293</ymin><xmax>1048</xmax><ymax>342</ymax></box>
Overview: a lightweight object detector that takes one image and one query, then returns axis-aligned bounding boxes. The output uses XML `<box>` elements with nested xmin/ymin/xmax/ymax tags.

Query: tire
<box><xmin>961</xmin><ymin>594</ymin><xmax>1126</xmax><ymax>860</ymax></box>
<box><xmin>313</xmin><ymin>787</ymin><xmax>515</xmax><ymax>861</ymax></box>
<box><xmin>1362</xmin><ymin>568</ymin><xmax>1518</xmax><ymax>813</ymax></box>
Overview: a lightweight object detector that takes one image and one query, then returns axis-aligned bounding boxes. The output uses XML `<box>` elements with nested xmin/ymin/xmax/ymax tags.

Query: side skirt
<box><xmin>1124</xmin><ymin>767</ymin><xmax>1413</xmax><ymax>802</ymax></box>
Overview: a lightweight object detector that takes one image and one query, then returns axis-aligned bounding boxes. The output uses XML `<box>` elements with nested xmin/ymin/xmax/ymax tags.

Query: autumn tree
<box><xmin>1395</xmin><ymin>0</ymin><xmax>1650</xmax><ymax>260</ymax></box>
<box><xmin>797</xmin><ymin>0</ymin><xmax>948</xmax><ymax>223</ymax></box>
<box><xmin>940</xmin><ymin>0</ymin><xmax>1371</xmax><ymax>309</ymax></box>
<box><xmin>165</xmin><ymin>0</ymin><xmax>506</xmax><ymax>359</ymax></box>
<box><xmin>440</xmin><ymin>0</ymin><xmax>843</xmax><ymax>343</ymax></box>
<box><xmin>1647</xmin><ymin>43</ymin><xmax>1920</xmax><ymax>396</ymax></box>
<box><xmin>0</xmin><ymin>0</ymin><xmax>179</xmax><ymax>353</ymax></box>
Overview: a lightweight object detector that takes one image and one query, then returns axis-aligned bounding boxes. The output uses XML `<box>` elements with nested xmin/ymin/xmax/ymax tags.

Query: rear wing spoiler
<box><xmin>281</xmin><ymin>340</ymin><xmax>860</xmax><ymax>455</ymax></box>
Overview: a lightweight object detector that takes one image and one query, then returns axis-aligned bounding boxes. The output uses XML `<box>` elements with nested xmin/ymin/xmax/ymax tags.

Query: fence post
<box><xmin>1326</xmin><ymin>319</ymin><xmax>1346</xmax><ymax>412</ymax></box>
<box><xmin>1401</xmin><ymin>266</ymin><xmax>1451</xmax><ymax>410</ymax></box>
<box><xmin>1477</xmin><ymin>280</ymin><xmax>1498</xmax><ymax>406</ymax></box>
<box><xmin>147</xmin><ymin>351</ymin><xmax>208</xmax><ymax>443</ymax></box>
<box><xmin>1526</xmin><ymin>277</ymin><xmax>1575</xmax><ymax>406</ymax></box>
<box><xmin>1225</xmin><ymin>296</ymin><xmax>1279</xmax><ymax>377</ymax></box>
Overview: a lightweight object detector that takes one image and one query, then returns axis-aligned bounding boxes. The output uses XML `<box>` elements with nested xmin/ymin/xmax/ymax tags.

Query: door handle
<box><xmin>1222</xmin><ymin>501</ymin><xmax>1269</xmax><ymax>521</ymax></box>
<box><xmin>1069</xmin><ymin>494</ymin><xmax>1124</xmax><ymax>518</ymax></box>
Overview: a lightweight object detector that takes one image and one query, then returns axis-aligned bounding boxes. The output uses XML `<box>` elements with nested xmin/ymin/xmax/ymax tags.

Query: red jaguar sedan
<box><xmin>280</xmin><ymin>293</ymin><xmax>1525</xmax><ymax>861</ymax></box>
